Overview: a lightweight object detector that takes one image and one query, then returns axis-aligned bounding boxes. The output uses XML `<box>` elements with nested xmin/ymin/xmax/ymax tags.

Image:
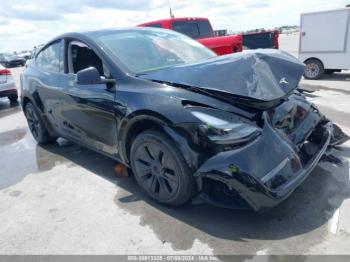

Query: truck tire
<box><xmin>304</xmin><ymin>59</ymin><xmax>324</xmax><ymax>80</ymax></box>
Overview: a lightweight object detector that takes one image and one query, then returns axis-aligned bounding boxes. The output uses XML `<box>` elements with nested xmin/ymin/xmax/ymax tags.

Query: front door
<box><xmin>59</xmin><ymin>40</ymin><xmax>119</xmax><ymax>158</ymax></box>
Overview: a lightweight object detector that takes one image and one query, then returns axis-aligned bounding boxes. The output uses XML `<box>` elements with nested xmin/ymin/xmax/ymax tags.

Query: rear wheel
<box><xmin>8</xmin><ymin>94</ymin><xmax>18</xmax><ymax>103</ymax></box>
<box><xmin>24</xmin><ymin>102</ymin><xmax>56</xmax><ymax>144</ymax></box>
<box><xmin>304</xmin><ymin>59</ymin><xmax>324</xmax><ymax>80</ymax></box>
<box><xmin>130</xmin><ymin>129</ymin><xmax>196</xmax><ymax>206</ymax></box>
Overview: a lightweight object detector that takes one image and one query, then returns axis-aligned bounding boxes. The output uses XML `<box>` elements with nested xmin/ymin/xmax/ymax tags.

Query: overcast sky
<box><xmin>0</xmin><ymin>0</ymin><xmax>349</xmax><ymax>52</ymax></box>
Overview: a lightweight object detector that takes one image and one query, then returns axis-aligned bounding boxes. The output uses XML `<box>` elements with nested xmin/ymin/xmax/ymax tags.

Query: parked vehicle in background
<box><xmin>16</xmin><ymin>50</ymin><xmax>33</xmax><ymax>61</ymax></box>
<box><xmin>0</xmin><ymin>64</ymin><xmax>18</xmax><ymax>103</ymax></box>
<box><xmin>138</xmin><ymin>17</ymin><xmax>243</xmax><ymax>55</ymax></box>
<box><xmin>21</xmin><ymin>28</ymin><xmax>348</xmax><ymax>211</ymax></box>
<box><xmin>299</xmin><ymin>7</ymin><xmax>350</xmax><ymax>79</ymax></box>
<box><xmin>242</xmin><ymin>30</ymin><xmax>279</xmax><ymax>49</ymax></box>
<box><xmin>0</xmin><ymin>53</ymin><xmax>26</xmax><ymax>68</ymax></box>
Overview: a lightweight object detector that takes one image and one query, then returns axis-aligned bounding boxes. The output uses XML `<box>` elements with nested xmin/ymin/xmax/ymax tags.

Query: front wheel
<box><xmin>130</xmin><ymin>129</ymin><xmax>196</xmax><ymax>206</ymax></box>
<box><xmin>304</xmin><ymin>59</ymin><xmax>324</xmax><ymax>80</ymax></box>
<box><xmin>24</xmin><ymin>102</ymin><xmax>56</xmax><ymax>144</ymax></box>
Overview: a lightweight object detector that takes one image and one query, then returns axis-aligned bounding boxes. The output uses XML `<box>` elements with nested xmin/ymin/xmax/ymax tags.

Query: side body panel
<box><xmin>197</xmin><ymin>35</ymin><xmax>243</xmax><ymax>55</ymax></box>
<box><xmin>21</xmin><ymin>35</ymin><xmax>121</xmax><ymax>159</ymax></box>
<box><xmin>58</xmin><ymin>75</ymin><xmax>118</xmax><ymax>157</ymax></box>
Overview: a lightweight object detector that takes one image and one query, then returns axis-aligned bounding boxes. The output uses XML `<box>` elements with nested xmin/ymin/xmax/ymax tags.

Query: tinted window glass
<box><xmin>172</xmin><ymin>20</ymin><xmax>213</xmax><ymax>39</ymax></box>
<box><xmin>197</xmin><ymin>20</ymin><xmax>213</xmax><ymax>38</ymax></box>
<box><xmin>69</xmin><ymin>42</ymin><xmax>104</xmax><ymax>76</ymax></box>
<box><xmin>172</xmin><ymin>21</ymin><xmax>199</xmax><ymax>38</ymax></box>
<box><xmin>145</xmin><ymin>24</ymin><xmax>162</xmax><ymax>28</ymax></box>
<box><xmin>36</xmin><ymin>41</ymin><xmax>63</xmax><ymax>72</ymax></box>
<box><xmin>243</xmin><ymin>33</ymin><xmax>274</xmax><ymax>49</ymax></box>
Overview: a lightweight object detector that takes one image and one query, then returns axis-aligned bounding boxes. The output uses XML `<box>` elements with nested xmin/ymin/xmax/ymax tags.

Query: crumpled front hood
<box><xmin>140</xmin><ymin>49</ymin><xmax>305</xmax><ymax>102</ymax></box>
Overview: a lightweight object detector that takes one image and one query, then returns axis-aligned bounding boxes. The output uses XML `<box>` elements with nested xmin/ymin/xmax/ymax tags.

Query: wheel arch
<box><xmin>119</xmin><ymin>110</ymin><xmax>173</xmax><ymax>164</ymax></box>
<box><xmin>21</xmin><ymin>95</ymin><xmax>57</xmax><ymax>138</ymax></box>
<box><xmin>119</xmin><ymin>110</ymin><xmax>202</xmax><ymax>172</ymax></box>
<box><xmin>303</xmin><ymin>57</ymin><xmax>324</xmax><ymax>67</ymax></box>
<box><xmin>21</xmin><ymin>96</ymin><xmax>32</xmax><ymax>112</ymax></box>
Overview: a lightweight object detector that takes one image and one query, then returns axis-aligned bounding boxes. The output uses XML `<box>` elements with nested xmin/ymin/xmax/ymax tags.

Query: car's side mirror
<box><xmin>76</xmin><ymin>67</ymin><xmax>103</xmax><ymax>85</ymax></box>
<box><xmin>76</xmin><ymin>67</ymin><xmax>117</xmax><ymax>89</ymax></box>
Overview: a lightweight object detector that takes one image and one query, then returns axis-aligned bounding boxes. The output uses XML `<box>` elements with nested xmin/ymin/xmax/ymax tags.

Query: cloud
<box><xmin>0</xmin><ymin>0</ymin><xmax>167</xmax><ymax>22</ymax></box>
<box><xmin>84</xmin><ymin>0</ymin><xmax>166</xmax><ymax>10</ymax></box>
<box><xmin>0</xmin><ymin>0</ymin><xmax>349</xmax><ymax>52</ymax></box>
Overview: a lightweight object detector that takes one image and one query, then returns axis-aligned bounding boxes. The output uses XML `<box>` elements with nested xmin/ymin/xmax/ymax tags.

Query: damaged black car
<box><xmin>21</xmin><ymin>28</ymin><xmax>348</xmax><ymax>211</ymax></box>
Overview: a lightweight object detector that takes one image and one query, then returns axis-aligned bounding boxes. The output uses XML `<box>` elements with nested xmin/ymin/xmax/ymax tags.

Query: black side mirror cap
<box><xmin>76</xmin><ymin>67</ymin><xmax>103</xmax><ymax>85</ymax></box>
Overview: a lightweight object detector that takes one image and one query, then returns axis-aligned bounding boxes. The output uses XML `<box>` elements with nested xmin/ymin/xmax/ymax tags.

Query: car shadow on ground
<box><xmin>34</xmin><ymin>138</ymin><xmax>350</xmax><ymax>254</ymax></box>
<box><xmin>318</xmin><ymin>73</ymin><xmax>350</xmax><ymax>82</ymax></box>
<box><xmin>0</xmin><ymin>99</ymin><xmax>20</xmax><ymax>118</ymax></box>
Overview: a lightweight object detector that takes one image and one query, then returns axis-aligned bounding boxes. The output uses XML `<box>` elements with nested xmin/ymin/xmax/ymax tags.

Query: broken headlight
<box><xmin>189</xmin><ymin>108</ymin><xmax>261</xmax><ymax>145</ymax></box>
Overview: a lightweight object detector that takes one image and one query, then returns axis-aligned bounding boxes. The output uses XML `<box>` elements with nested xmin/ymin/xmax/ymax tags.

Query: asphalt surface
<box><xmin>0</xmin><ymin>33</ymin><xmax>349</xmax><ymax>256</ymax></box>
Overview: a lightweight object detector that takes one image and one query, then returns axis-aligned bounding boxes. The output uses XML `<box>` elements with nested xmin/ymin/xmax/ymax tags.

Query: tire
<box><xmin>304</xmin><ymin>59</ymin><xmax>324</xmax><ymax>80</ymax></box>
<box><xmin>24</xmin><ymin>102</ymin><xmax>56</xmax><ymax>144</ymax></box>
<box><xmin>8</xmin><ymin>94</ymin><xmax>18</xmax><ymax>103</ymax></box>
<box><xmin>130</xmin><ymin>129</ymin><xmax>196</xmax><ymax>206</ymax></box>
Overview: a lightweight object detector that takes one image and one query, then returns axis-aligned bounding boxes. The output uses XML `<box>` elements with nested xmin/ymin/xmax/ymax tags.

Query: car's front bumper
<box><xmin>195</xmin><ymin>119</ymin><xmax>333</xmax><ymax>211</ymax></box>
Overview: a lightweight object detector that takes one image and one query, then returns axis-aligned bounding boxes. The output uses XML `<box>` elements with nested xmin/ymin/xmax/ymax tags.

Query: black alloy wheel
<box><xmin>25</xmin><ymin>102</ymin><xmax>56</xmax><ymax>144</ymax></box>
<box><xmin>130</xmin><ymin>129</ymin><xmax>196</xmax><ymax>206</ymax></box>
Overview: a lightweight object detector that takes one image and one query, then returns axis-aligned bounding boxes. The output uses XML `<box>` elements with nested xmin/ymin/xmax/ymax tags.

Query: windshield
<box><xmin>97</xmin><ymin>29</ymin><xmax>216</xmax><ymax>74</ymax></box>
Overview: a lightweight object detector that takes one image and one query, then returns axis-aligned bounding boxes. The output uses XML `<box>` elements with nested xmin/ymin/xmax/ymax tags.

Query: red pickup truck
<box><xmin>138</xmin><ymin>17</ymin><xmax>243</xmax><ymax>55</ymax></box>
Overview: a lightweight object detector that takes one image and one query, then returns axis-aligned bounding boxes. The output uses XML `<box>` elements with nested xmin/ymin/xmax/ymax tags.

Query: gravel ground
<box><xmin>0</xmin><ymin>33</ymin><xmax>349</xmax><ymax>257</ymax></box>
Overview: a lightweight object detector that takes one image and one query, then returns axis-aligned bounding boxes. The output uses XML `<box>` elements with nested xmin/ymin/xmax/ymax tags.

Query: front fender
<box><xmin>117</xmin><ymin>111</ymin><xmax>204</xmax><ymax>173</ymax></box>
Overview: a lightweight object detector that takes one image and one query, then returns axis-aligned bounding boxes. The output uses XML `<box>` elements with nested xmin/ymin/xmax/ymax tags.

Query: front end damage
<box><xmin>174</xmin><ymin>92</ymin><xmax>348</xmax><ymax>211</ymax></box>
<box><xmin>195</xmin><ymin>118</ymin><xmax>332</xmax><ymax>211</ymax></box>
<box><xmin>193</xmin><ymin>93</ymin><xmax>348</xmax><ymax>211</ymax></box>
<box><xmin>140</xmin><ymin>49</ymin><xmax>349</xmax><ymax>211</ymax></box>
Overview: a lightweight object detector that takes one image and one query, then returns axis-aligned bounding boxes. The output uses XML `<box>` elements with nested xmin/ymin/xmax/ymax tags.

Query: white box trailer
<box><xmin>299</xmin><ymin>7</ymin><xmax>350</xmax><ymax>79</ymax></box>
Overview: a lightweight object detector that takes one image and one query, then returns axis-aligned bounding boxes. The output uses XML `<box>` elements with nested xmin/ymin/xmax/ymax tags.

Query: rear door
<box><xmin>30</xmin><ymin>40</ymin><xmax>65</xmax><ymax>132</ymax></box>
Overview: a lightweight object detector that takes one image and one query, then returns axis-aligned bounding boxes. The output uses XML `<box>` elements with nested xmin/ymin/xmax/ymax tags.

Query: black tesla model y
<box><xmin>20</xmin><ymin>28</ymin><xmax>348</xmax><ymax>211</ymax></box>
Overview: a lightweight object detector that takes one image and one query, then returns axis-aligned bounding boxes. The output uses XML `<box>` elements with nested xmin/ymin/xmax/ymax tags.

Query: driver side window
<box><xmin>68</xmin><ymin>41</ymin><xmax>109</xmax><ymax>77</ymax></box>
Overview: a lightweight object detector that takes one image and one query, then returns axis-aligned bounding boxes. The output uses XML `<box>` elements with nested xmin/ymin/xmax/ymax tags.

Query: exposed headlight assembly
<box><xmin>189</xmin><ymin>108</ymin><xmax>261</xmax><ymax>145</ymax></box>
